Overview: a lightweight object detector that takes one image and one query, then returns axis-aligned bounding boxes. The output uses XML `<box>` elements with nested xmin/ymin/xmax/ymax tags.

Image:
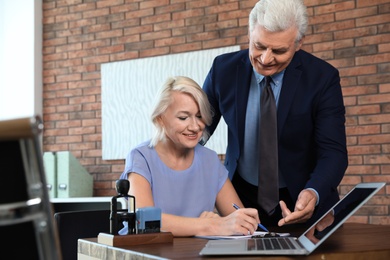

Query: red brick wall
<box><xmin>42</xmin><ymin>0</ymin><xmax>390</xmax><ymax>224</ymax></box>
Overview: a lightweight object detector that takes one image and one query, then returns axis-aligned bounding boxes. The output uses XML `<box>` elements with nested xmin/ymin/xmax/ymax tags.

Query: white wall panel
<box><xmin>102</xmin><ymin>46</ymin><xmax>240</xmax><ymax>160</ymax></box>
<box><xmin>0</xmin><ymin>0</ymin><xmax>42</xmax><ymax>120</ymax></box>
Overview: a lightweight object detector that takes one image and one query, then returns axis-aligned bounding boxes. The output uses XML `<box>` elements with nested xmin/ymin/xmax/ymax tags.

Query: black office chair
<box><xmin>54</xmin><ymin>209</ymin><xmax>111</xmax><ymax>260</ymax></box>
<box><xmin>0</xmin><ymin>116</ymin><xmax>62</xmax><ymax>260</ymax></box>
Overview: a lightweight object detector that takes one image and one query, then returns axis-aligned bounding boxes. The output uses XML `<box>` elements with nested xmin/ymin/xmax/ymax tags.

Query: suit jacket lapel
<box><xmin>277</xmin><ymin>52</ymin><xmax>302</xmax><ymax>137</ymax></box>
<box><xmin>233</xmin><ymin>51</ymin><xmax>303</xmax><ymax>144</ymax></box>
<box><xmin>236</xmin><ymin>54</ymin><xmax>253</xmax><ymax>147</ymax></box>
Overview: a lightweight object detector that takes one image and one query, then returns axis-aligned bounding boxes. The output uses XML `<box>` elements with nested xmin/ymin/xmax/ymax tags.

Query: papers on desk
<box><xmin>195</xmin><ymin>231</ymin><xmax>290</xmax><ymax>240</ymax></box>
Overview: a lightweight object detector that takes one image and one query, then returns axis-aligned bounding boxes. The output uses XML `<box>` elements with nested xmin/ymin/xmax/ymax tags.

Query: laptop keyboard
<box><xmin>249</xmin><ymin>237</ymin><xmax>299</xmax><ymax>250</ymax></box>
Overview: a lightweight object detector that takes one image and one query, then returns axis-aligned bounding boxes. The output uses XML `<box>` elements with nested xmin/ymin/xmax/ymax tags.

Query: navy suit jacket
<box><xmin>203</xmin><ymin>49</ymin><xmax>348</xmax><ymax>220</ymax></box>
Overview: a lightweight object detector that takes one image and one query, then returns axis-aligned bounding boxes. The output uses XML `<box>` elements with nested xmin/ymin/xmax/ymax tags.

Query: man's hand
<box><xmin>278</xmin><ymin>189</ymin><xmax>317</xmax><ymax>226</ymax></box>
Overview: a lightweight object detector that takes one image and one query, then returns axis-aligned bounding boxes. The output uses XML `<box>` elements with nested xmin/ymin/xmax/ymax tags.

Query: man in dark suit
<box><xmin>202</xmin><ymin>0</ymin><xmax>348</xmax><ymax>228</ymax></box>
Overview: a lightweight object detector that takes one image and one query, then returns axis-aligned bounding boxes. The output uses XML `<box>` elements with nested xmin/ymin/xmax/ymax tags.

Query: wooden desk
<box><xmin>78</xmin><ymin>223</ymin><xmax>390</xmax><ymax>259</ymax></box>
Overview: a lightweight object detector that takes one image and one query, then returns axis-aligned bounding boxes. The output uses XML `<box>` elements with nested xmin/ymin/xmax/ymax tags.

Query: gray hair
<box><xmin>249</xmin><ymin>0</ymin><xmax>308</xmax><ymax>43</ymax></box>
<box><xmin>149</xmin><ymin>76</ymin><xmax>212</xmax><ymax>147</ymax></box>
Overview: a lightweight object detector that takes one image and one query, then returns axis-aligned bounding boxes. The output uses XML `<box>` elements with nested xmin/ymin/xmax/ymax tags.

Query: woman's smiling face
<box><xmin>158</xmin><ymin>91</ymin><xmax>205</xmax><ymax>149</ymax></box>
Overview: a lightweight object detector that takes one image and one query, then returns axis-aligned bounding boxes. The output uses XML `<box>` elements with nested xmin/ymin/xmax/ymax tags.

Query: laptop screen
<box><xmin>199</xmin><ymin>182</ymin><xmax>385</xmax><ymax>256</ymax></box>
<box><xmin>299</xmin><ymin>183</ymin><xmax>385</xmax><ymax>252</ymax></box>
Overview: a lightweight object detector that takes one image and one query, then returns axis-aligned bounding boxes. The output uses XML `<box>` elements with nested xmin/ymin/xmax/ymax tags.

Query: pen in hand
<box><xmin>232</xmin><ymin>203</ymin><xmax>269</xmax><ymax>232</ymax></box>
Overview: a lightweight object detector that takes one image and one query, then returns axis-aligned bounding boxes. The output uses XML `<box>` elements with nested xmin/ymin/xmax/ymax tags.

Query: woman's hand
<box><xmin>217</xmin><ymin>208</ymin><xmax>260</xmax><ymax>236</ymax></box>
<box><xmin>199</xmin><ymin>211</ymin><xmax>220</xmax><ymax>218</ymax></box>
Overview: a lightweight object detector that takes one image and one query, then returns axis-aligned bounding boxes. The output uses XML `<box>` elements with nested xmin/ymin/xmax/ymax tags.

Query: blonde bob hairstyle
<box><xmin>149</xmin><ymin>76</ymin><xmax>213</xmax><ymax>147</ymax></box>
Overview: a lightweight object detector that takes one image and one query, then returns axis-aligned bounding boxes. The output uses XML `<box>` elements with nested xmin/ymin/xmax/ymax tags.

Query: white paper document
<box><xmin>195</xmin><ymin>231</ymin><xmax>290</xmax><ymax>240</ymax></box>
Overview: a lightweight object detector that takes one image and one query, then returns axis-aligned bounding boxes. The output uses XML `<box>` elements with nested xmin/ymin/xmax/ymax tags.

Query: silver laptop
<box><xmin>199</xmin><ymin>182</ymin><xmax>385</xmax><ymax>256</ymax></box>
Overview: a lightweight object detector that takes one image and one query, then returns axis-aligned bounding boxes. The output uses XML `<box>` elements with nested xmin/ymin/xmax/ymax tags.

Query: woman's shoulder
<box><xmin>133</xmin><ymin>140</ymin><xmax>151</xmax><ymax>150</ymax></box>
<box><xmin>126</xmin><ymin>140</ymin><xmax>154</xmax><ymax>157</ymax></box>
<box><xmin>195</xmin><ymin>143</ymin><xmax>219</xmax><ymax>158</ymax></box>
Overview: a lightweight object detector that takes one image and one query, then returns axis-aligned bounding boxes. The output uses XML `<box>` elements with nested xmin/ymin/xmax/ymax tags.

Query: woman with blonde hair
<box><xmin>120</xmin><ymin>76</ymin><xmax>260</xmax><ymax>237</ymax></box>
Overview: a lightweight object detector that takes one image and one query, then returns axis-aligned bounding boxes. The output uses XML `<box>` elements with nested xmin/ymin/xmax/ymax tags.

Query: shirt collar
<box><xmin>253</xmin><ymin>69</ymin><xmax>285</xmax><ymax>86</ymax></box>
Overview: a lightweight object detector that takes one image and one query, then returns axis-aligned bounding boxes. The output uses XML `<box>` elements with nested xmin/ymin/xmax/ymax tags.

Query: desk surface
<box><xmin>78</xmin><ymin>223</ymin><xmax>390</xmax><ymax>260</ymax></box>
